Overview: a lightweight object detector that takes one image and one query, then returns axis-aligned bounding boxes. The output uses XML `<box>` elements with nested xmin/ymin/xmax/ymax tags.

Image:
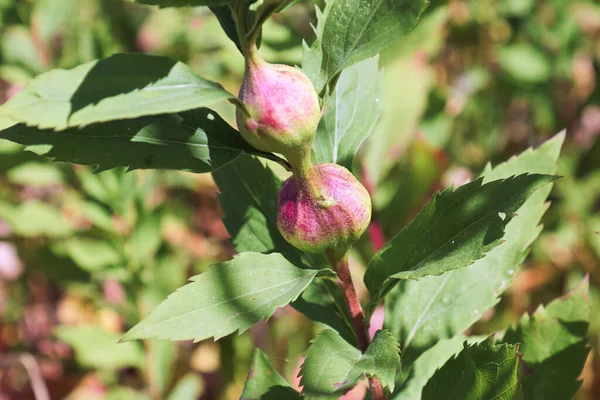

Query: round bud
<box><xmin>236</xmin><ymin>58</ymin><xmax>321</xmax><ymax>163</ymax></box>
<box><xmin>277</xmin><ymin>163</ymin><xmax>372</xmax><ymax>259</ymax></box>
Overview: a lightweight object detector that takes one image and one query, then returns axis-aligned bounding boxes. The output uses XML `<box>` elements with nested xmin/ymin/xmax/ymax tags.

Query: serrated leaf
<box><xmin>501</xmin><ymin>276</ymin><xmax>590</xmax><ymax>399</ymax></box>
<box><xmin>55</xmin><ymin>325</ymin><xmax>145</xmax><ymax>370</ymax></box>
<box><xmin>311</xmin><ymin>55</ymin><xmax>382</xmax><ymax>170</ymax></box>
<box><xmin>303</xmin><ymin>0</ymin><xmax>428</xmax><ymax>94</ymax></box>
<box><xmin>384</xmin><ymin>133</ymin><xmax>564</xmax><ymax>365</ymax></box>
<box><xmin>0</xmin><ymin>109</ymin><xmax>260</xmax><ymax>174</ymax></box>
<box><xmin>422</xmin><ymin>338</ymin><xmax>522</xmax><ymax>400</ymax></box>
<box><xmin>393</xmin><ymin>335</ymin><xmax>485</xmax><ymax>400</ymax></box>
<box><xmin>0</xmin><ymin>53</ymin><xmax>237</xmax><ymax>130</ymax></box>
<box><xmin>121</xmin><ymin>252</ymin><xmax>321</xmax><ymax>342</ymax></box>
<box><xmin>350</xmin><ymin>330</ymin><xmax>401</xmax><ymax>391</ymax></box>
<box><xmin>365</xmin><ymin>173</ymin><xmax>555</xmax><ymax>302</ymax></box>
<box><xmin>241</xmin><ymin>349</ymin><xmax>301</xmax><ymax>400</ymax></box>
<box><xmin>134</xmin><ymin>0</ymin><xmax>233</xmax><ymax>7</ymax></box>
<box><xmin>299</xmin><ymin>329</ymin><xmax>401</xmax><ymax>399</ymax></box>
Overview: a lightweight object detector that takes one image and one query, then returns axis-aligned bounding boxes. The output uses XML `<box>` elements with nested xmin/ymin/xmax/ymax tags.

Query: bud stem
<box><xmin>328</xmin><ymin>253</ymin><xmax>387</xmax><ymax>400</ymax></box>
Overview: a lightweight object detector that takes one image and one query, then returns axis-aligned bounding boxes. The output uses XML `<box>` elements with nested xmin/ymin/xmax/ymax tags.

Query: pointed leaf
<box><xmin>365</xmin><ymin>173</ymin><xmax>555</xmax><ymax>301</ymax></box>
<box><xmin>121</xmin><ymin>252</ymin><xmax>322</xmax><ymax>342</ymax></box>
<box><xmin>502</xmin><ymin>277</ymin><xmax>590</xmax><ymax>399</ymax></box>
<box><xmin>311</xmin><ymin>55</ymin><xmax>382</xmax><ymax>170</ymax></box>
<box><xmin>0</xmin><ymin>53</ymin><xmax>237</xmax><ymax>130</ymax></box>
<box><xmin>302</xmin><ymin>0</ymin><xmax>428</xmax><ymax>93</ymax></box>
<box><xmin>299</xmin><ymin>329</ymin><xmax>401</xmax><ymax>399</ymax></box>
<box><xmin>0</xmin><ymin>109</ymin><xmax>259</xmax><ymax>174</ymax></box>
<box><xmin>242</xmin><ymin>349</ymin><xmax>301</xmax><ymax>400</ymax></box>
<box><xmin>422</xmin><ymin>338</ymin><xmax>522</xmax><ymax>400</ymax></box>
<box><xmin>384</xmin><ymin>133</ymin><xmax>564</xmax><ymax>365</ymax></box>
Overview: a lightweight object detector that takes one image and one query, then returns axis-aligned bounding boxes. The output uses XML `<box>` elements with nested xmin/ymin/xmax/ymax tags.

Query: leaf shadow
<box><xmin>68</xmin><ymin>54</ymin><xmax>178</xmax><ymax>118</ymax></box>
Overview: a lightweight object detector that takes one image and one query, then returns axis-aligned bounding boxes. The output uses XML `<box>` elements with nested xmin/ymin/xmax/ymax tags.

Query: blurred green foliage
<box><xmin>0</xmin><ymin>0</ymin><xmax>599</xmax><ymax>399</ymax></box>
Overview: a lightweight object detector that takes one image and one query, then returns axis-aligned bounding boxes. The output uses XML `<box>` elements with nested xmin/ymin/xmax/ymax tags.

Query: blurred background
<box><xmin>0</xmin><ymin>0</ymin><xmax>598</xmax><ymax>399</ymax></box>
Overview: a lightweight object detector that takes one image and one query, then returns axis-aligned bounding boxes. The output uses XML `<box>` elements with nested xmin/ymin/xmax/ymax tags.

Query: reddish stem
<box><xmin>329</xmin><ymin>254</ymin><xmax>386</xmax><ymax>400</ymax></box>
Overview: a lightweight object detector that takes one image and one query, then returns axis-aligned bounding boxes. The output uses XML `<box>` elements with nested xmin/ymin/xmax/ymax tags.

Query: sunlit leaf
<box><xmin>311</xmin><ymin>55</ymin><xmax>382</xmax><ymax>170</ymax></box>
<box><xmin>502</xmin><ymin>276</ymin><xmax>590</xmax><ymax>399</ymax></box>
<box><xmin>365</xmin><ymin>173</ymin><xmax>555</xmax><ymax>305</ymax></box>
<box><xmin>384</xmin><ymin>133</ymin><xmax>564</xmax><ymax>365</ymax></box>
<box><xmin>121</xmin><ymin>252</ymin><xmax>324</xmax><ymax>342</ymax></box>
<box><xmin>422</xmin><ymin>338</ymin><xmax>522</xmax><ymax>400</ymax></box>
<box><xmin>0</xmin><ymin>53</ymin><xmax>237</xmax><ymax>130</ymax></box>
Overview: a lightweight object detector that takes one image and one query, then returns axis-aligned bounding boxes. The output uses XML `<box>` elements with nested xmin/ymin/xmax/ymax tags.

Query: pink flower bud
<box><xmin>236</xmin><ymin>58</ymin><xmax>321</xmax><ymax>163</ymax></box>
<box><xmin>277</xmin><ymin>163</ymin><xmax>372</xmax><ymax>259</ymax></box>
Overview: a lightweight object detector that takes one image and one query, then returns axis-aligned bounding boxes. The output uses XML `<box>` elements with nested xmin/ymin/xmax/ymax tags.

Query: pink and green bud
<box><xmin>236</xmin><ymin>56</ymin><xmax>321</xmax><ymax>166</ymax></box>
<box><xmin>277</xmin><ymin>163</ymin><xmax>372</xmax><ymax>260</ymax></box>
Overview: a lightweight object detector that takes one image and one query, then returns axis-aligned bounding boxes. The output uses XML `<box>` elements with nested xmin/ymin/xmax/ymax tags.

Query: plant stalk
<box><xmin>329</xmin><ymin>253</ymin><xmax>386</xmax><ymax>400</ymax></box>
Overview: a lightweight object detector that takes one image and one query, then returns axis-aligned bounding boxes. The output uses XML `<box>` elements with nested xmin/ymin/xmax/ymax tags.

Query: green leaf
<box><xmin>213</xmin><ymin>155</ymin><xmax>289</xmax><ymax>255</ymax></box>
<box><xmin>63</xmin><ymin>238</ymin><xmax>123</xmax><ymax>272</ymax></box>
<box><xmin>311</xmin><ymin>55</ymin><xmax>382</xmax><ymax>170</ymax></box>
<box><xmin>121</xmin><ymin>252</ymin><xmax>322</xmax><ymax>342</ymax></box>
<box><xmin>0</xmin><ymin>109</ymin><xmax>260</xmax><ymax>174</ymax></box>
<box><xmin>7</xmin><ymin>162</ymin><xmax>64</xmax><ymax>187</ymax></box>
<box><xmin>291</xmin><ymin>279</ymin><xmax>356</xmax><ymax>347</ymax></box>
<box><xmin>55</xmin><ymin>325</ymin><xmax>145</xmax><ymax>370</ymax></box>
<box><xmin>0</xmin><ymin>200</ymin><xmax>73</xmax><ymax>238</ymax></box>
<box><xmin>499</xmin><ymin>44</ymin><xmax>551</xmax><ymax>84</ymax></box>
<box><xmin>365</xmin><ymin>173</ymin><xmax>555</xmax><ymax>302</ymax></box>
<box><xmin>147</xmin><ymin>340</ymin><xmax>177</xmax><ymax>398</ymax></box>
<box><xmin>352</xmin><ymin>330</ymin><xmax>401</xmax><ymax>391</ymax></box>
<box><xmin>209</xmin><ymin>6</ymin><xmax>241</xmax><ymax>52</ymax></box>
<box><xmin>166</xmin><ymin>374</ymin><xmax>205</xmax><ymax>400</ymax></box>
<box><xmin>212</xmin><ymin>155</ymin><xmax>321</xmax><ymax>267</ymax></box>
<box><xmin>383</xmin><ymin>133</ymin><xmax>564</xmax><ymax>365</ymax></box>
<box><xmin>0</xmin><ymin>53</ymin><xmax>237</xmax><ymax>130</ymax></box>
<box><xmin>299</xmin><ymin>329</ymin><xmax>401</xmax><ymax>399</ymax></box>
<box><xmin>422</xmin><ymin>338</ymin><xmax>522</xmax><ymax>400</ymax></box>
<box><xmin>362</xmin><ymin>55</ymin><xmax>434</xmax><ymax>186</ymax></box>
<box><xmin>241</xmin><ymin>349</ymin><xmax>301</xmax><ymax>400</ymax></box>
<box><xmin>212</xmin><ymin>156</ymin><xmax>344</xmax><ymax>336</ymax></box>
<box><xmin>393</xmin><ymin>335</ymin><xmax>486</xmax><ymax>400</ymax></box>
<box><xmin>105</xmin><ymin>388</ymin><xmax>151</xmax><ymax>400</ymax></box>
<box><xmin>299</xmin><ymin>329</ymin><xmax>362</xmax><ymax>399</ymax></box>
<box><xmin>303</xmin><ymin>0</ymin><xmax>428</xmax><ymax>93</ymax></box>
<box><xmin>134</xmin><ymin>0</ymin><xmax>234</xmax><ymax>7</ymax></box>
<box><xmin>502</xmin><ymin>276</ymin><xmax>590</xmax><ymax>399</ymax></box>
<box><xmin>128</xmin><ymin>213</ymin><xmax>162</xmax><ymax>266</ymax></box>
